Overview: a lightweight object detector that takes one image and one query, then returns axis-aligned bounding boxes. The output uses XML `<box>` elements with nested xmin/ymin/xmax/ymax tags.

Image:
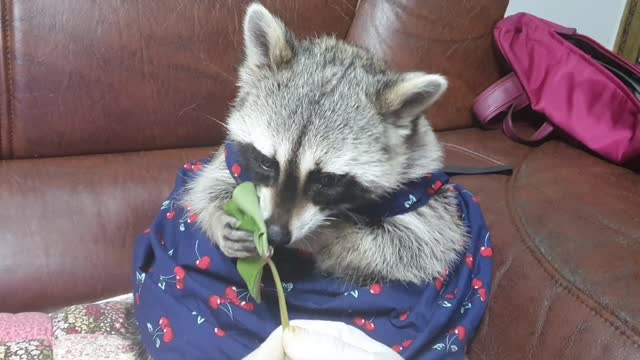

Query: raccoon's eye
<box><xmin>318</xmin><ymin>174</ymin><xmax>338</xmax><ymax>189</ymax></box>
<box><xmin>259</xmin><ymin>158</ymin><xmax>277</xmax><ymax>171</ymax></box>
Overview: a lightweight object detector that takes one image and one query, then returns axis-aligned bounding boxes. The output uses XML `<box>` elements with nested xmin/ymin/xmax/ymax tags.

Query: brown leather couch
<box><xmin>1</xmin><ymin>1</ymin><xmax>639</xmax><ymax>359</ymax></box>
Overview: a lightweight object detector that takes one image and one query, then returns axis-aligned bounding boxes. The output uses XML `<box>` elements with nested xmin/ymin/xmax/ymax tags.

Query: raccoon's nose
<box><xmin>267</xmin><ymin>224</ymin><xmax>291</xmax><ymax>247</ymax></box>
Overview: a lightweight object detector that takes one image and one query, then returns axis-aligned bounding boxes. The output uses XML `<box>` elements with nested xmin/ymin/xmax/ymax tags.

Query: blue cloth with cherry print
<box><xmin>132</xmin><ymin>142</ymin><xmax>503</xmax><ymax>359</ymax></box>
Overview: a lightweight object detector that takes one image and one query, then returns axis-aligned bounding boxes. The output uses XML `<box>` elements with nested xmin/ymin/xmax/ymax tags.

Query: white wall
<box><xmin>505</xmin><ymin>0</ymin><xmax>627</xmax><ymax>49</ymax></box>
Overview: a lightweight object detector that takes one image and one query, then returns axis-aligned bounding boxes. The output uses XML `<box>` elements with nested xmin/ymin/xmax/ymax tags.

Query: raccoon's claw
<box><xmin>223</xmin><ymin>215</ymin><xmax>239</xmax><ymax>230</ymax></box>
<box><xmin>217</xmin><ymin>215</ymin><xmax>258</xmax><ymax>258</ymax></box>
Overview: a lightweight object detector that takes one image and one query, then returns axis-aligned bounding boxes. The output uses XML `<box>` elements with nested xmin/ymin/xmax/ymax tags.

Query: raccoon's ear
<box><xmin>243</xmin><ymin>3</ymin><xmax>294</xmax><ymax>70</ymax></box>
<box><xmin>378</xmin><ymin>72</ymin><xmax>448</xmax><ymax>126</ymax></box>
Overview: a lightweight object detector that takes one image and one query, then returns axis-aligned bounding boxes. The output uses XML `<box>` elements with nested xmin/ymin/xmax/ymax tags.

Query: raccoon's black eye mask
<box><xmin>227</xmin><ymin>142</ymin><xmax>379</xmax><ymax>213</ymax></box>
<box><xmin>224</xmin><ymin>141</ymin><xmax>450</xmax><ymax>225</ymax></box>
<box><xmin>232</xmin><ymin>143</ymin><xmax>280</xmax><ymax>185</ymax></box>
<box><xmin>304</xmin><ymin>170</ymin><xmax>376</xmax><ymax>211</ymax></box>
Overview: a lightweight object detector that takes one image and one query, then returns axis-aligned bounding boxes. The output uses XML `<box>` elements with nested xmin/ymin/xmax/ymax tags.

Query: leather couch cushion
<box><xmin>0</xmin><ymin>147</ymin><xmax>211</xmax><ymax>312</ymax></box>
<box><xmin>513</xmin><ymin>142</ymin><xmax>640</xmax><ymax>332</ymax></box>
<box><xmin>440</xmin><ymin>128</ymin><xmax>640</xmax><ymax>359</ymax></box>
<box><xmin>0</xmin><ymin>0</ymin><xmax>357</xmax><ymax>159</ymax></box>
<box><xmin>347</xmin><ymin>0</ymin><xmax>509</xmax><ymax>131</ymax></box>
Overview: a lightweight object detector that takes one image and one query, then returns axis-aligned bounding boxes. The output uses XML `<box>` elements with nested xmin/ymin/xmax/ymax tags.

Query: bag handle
<box><xmin>502</xmin><ymin>104</ymin><xmax>556</xmax><ymax>144</ymax></box>
<box><xmin>473</xmin><ymin>72</ymin><xmax>555</xmax><ymax>144</ymax></box>
<box><xmin>442</xmin><ymin>165</ymin><xmax>513</xmax><ymax>176</ymax></box>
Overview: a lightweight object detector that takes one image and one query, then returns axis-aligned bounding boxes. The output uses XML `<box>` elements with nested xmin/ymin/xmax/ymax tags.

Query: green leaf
<box><xmin>224</xmin><ymin>182</ymin><xmax>269</xmax><ymax>257</ymax></box>
<box><xmin>236</xmin><ymin>257</ymin><xmax>267</xmax><ymax>303</ymax></box>
<box><xmin>223</xmin><ymin>181</ymin><xmax>288</xmax><ymax>326</ymax></box>
<box><xmin>223</xmin><ymin>201</ymin><xmax>257</xmax><ymax>233</ymax></box>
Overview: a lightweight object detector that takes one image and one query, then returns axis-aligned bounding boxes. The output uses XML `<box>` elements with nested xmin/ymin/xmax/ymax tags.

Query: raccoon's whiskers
<box><xmin>197</xmin><ymin>112</ymin><xmax>230</xmax><ymax>130</ymax></box>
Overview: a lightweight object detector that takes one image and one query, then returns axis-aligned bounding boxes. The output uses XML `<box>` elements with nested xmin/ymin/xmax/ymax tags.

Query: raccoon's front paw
<box><xmin>216</xmin><ymin>215</ymin><xmax>259</xmax><ymax>258</ymax></box>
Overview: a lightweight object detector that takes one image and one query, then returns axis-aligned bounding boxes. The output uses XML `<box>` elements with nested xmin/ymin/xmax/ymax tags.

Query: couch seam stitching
<box><xmin>442</xmin><ymin>143</ymin><xmax>506</xmax><ymax>165</ymax></box>
<box><xmin>1</xmin><ymin>0</ymin><xmax>14</xmax><ymax>159</ymax></box>
<box><xmin>342</xmin><ymin>0</ymin><xmax>360</xmax><ymax>39</ymax></box>
<box><xmin>0</xmin><ymin>0</ymin><xmax>4</xmax><ymax>158</ymax></box>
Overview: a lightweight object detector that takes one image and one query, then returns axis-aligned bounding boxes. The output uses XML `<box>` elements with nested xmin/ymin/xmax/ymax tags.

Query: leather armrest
<box><xmin>0</xmin><ymin>148</ymin><xmax>211</xmax><ymax>312</ymax></box>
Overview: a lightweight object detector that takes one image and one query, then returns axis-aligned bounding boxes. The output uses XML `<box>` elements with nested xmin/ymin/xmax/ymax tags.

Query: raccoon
<box><xmin>129</xmin><ymin>3</ymin><xmax>468</xmax><ymax>358</ymax></box>
<box><xmin>184</xmin><ymin>3</ymin><xmax>467</xmax><ymax>286</ymax></box>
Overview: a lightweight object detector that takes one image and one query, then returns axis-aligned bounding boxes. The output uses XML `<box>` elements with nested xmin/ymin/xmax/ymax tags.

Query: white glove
<box><xmin>243</xmin><ymin>319</ymin><xmax>403</xmax><ymax>360</ymax></box>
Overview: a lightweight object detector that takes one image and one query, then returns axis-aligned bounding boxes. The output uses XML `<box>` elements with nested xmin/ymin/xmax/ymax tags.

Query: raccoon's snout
<box><xmin>266</xmin><ymin>223</ymin><xmax>291</xmax><ymax>247</ymax></box>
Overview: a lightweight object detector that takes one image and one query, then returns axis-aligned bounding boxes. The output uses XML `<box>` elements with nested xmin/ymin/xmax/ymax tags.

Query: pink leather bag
<box><xmin>473</xmin><ymin>13</ymin><xmax>640</xmax><ymax>166</ymax></box>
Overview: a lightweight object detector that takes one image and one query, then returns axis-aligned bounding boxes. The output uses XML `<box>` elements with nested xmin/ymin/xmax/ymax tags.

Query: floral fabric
<box><xmin>0</xmin><ymin>296</ymin><xmax>137</xmax><ymax>360</ymax></box>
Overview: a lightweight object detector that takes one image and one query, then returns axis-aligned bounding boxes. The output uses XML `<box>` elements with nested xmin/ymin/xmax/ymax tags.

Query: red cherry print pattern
<box><xmin>427</xmin><ymin>180</ymin><xmax>444</xmax><ymax>195</ymax></box>
<box><xmin>163</xmin><ymin>327</ymin><xmax>174</xmax><ymax>343</ymax></box>
<box><xmin>209</xmin><ymin>286</ymin><xmax>256</xmax><ymax>318</ymax></box>
<box><xmin>166</xmin><ymin>211</ymin><xmax>176</xmax><ymax>220</ymax></box>
<box><xmin>192</xmin><ymin>162</ymin><xmax>204</xmax><ymax>171</ymax></box>
<box><xmin>399</xmin><ymin>311</ymin><xmax>409</xmax><ymax>321</ymax></box>
<box><xmin>188</xmin><ymin>213</ymin><xmax>198</xmax><ymax>224</ymax></box>
<box><xmin>149</xmin><ymin>316</ymin><xmax>176</xmax><ymax>346</ymax></box>
<box><xmin>480</xmin><ymin>247</ymin><xmax>493</xmax><ymax>257</ymax></box>
<box><xmin>196</xmin><ymin>256</ymin><xmax>211</xmax><ymax>270</ymax></box>
<box><xmin>214</xmin><ymin>327</ymin><xmax>226</xmax><ymax>337</ymax></box>
<box><xmin>480</xmin><ymin>233</ymin><xmax>493</xmax><ymax>257</ymax></box>
<box><xmin>435</xmin><ymin>278</ymin><xmax>443</xmax><ymax>291</ymax></box>
<box><xmin>159</xmin><ymin>317</ymin><xmax>171</xmax><ymax>329</ymax></box>
<box><xmin>454</xmin><ymin>326</ymin><xmax>466</xmax><ymax>341</ymax></box>
<box><xmin>353</xmin><ymin>317</ymin><xmax>375</xmax><ymax>332</ymax></box>
<box><xmin>184</xmin><ymin>161</ymin><xmax>204</xmax><ymax>171</ymax></box>
<box><xmin>472</xmin><ymin>278</ymin><xmax>483</xmax><ymax>289</ymax></box>
<box><xmin>225</xmin><ymin>286</ymin><xmax>239</xmax><ymax>302</ymax></box>
<box><xmin>478</xmin><ymin>288</ymin><xmax>487</xmax><ymax>302</ymax></box>
<box><xmin>208</xmin><ymin>295</ymin><xmax>226</xmax><ymax>310</ymax></box>
<box><xmin>143</xmin><ymin>228</ymin><xmax>151</xmax><ymax>235</ymax></box>
<box><xmin>176</xmin><ymin>278</ymin><xmax>185</xmax><ymax>290</ymax></box>
<box><xmin>391</xmin><ymin>339</ymin><xmax>413</xmax><ymax>353</ymax></box>
<box><xmin>369</xmin><ymin>283</ymin><xmax>383</xmax><ymax>295</ymax></box>
<box><xmin>465</xmin><ymin>254</ymin><xmax>474</xmax><ymax>269</ymax></box>
<box><xmin>231</xmin><ymin>164</ymin><xmax>242</xmax><ymax>177</ymax></box>
<box><xmin>194</xmin><ymin>240</ymin><xmax>211</xmax><ymax>270</ymax></box>
<box><xmin>158</xmin><ymin>267</ymin><xmax>186</xmax><ymax>290</ymax></box>
<box><xmin>238</xmin><ymin>301</ymin><xmax>254</xmax><ymax>311</ymax></box>
<box><xmin>444</xmin><ymin>288</ymin><xmax>459</xmax><ymax>300</ymax></box>
<box><xmin>472</xmin><ymin>196</ymin><xmax>479</xmax><ymax>203</ymax></box>
<box><xmin>353</xmin><ymin>317</ymin><xmax>365</xmax><ymax>327</ymax></box>
<box><xmin>174</xmin><ymin>266</ymin><xmax>186</xmax><ymax>280</ymax></box>
<box><xmin>364</xmin><ymin>321</ymin><xmax>376</xmax><ymax>332</ymax></box>
<box><xmin>222</xmin><ymin>285</ymin><xmax>255</xmax><ymax>311</ymax></box>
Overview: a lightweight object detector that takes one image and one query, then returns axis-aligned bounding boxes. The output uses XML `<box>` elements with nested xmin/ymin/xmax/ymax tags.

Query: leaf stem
<box><xmin>266</xmin><ymin>257</ymin><xmax>289</xmax><ymax>329</ymax></box>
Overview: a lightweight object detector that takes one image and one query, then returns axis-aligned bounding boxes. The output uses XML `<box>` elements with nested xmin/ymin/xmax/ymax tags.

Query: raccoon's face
<box><xmin>226</xmin><ymin>4</ymin><xmax>447</xmax><ymax>247</ymax></box>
